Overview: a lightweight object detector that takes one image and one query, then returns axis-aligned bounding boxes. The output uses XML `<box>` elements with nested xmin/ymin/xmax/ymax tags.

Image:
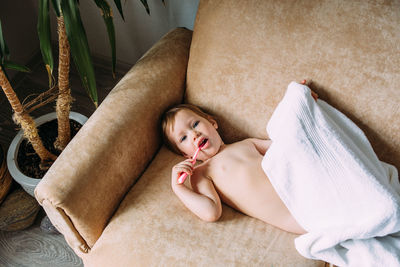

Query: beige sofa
<box><xmin>35</xmin><ymin>0</ymin><xmax>400</xmax><ymax>266</ymax></box>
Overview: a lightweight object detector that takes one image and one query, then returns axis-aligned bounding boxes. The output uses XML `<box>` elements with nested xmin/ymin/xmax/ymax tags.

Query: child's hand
<box><xmin>171</xmin><ymin>159</ymin><xmax>194</xmax><ymax>186</ymax></box>
<box><xmin>300</xmin><ymin>79</ymin><xmax>318</xmax><ymax>101</ymax></box>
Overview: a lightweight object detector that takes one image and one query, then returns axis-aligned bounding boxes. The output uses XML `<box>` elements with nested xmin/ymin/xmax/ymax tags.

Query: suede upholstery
<box><xmin>85</xmin><ymin>147</ymin><xmax>321</xmax><ymax>267</ymax></box>
<box><xmin>35</xmin><ymin>28</ymin><xmax>191</xmax><ymax>254</ymax></box>
<box><xmin>35</xmin><ymin>0</ymin><xmax>399</xmax><ymax>266</ymax></box>
<box><xmin>186</xmin><ymin>0</ymin><xmax>400</xmax><ymax>169</ymax></box>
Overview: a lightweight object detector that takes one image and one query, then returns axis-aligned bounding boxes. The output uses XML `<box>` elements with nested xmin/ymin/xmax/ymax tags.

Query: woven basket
<box><xmin>0</xmin><ymin>144</ymin><xmax>12</xmax><ymax>204</ymax></box>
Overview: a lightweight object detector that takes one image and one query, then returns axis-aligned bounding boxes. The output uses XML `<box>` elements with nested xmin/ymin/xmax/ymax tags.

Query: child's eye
<box><xmin>193</xmin><ymin>121</ymin><xmax>199</xmax><ymax>128</ymax></box>
<box><xmin>180</xmin><ymin>135</ymin><xmax>187</xmax><ymax>143</ymax></box>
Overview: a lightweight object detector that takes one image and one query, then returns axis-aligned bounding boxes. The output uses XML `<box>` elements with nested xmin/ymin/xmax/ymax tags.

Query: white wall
<box><xmin>0</xmin><ymin>0</ymin><xmax>199</xmax><ymax>77</ymax></box>
<box><xmin>0</xmin><ymin>0</ymin><xmax>40</xmax><ymax>79</ymax></box>
<box><xmin>68</xmin><ymin>0</ymin><xmax>200</xmax><ymax>65</ymax></box>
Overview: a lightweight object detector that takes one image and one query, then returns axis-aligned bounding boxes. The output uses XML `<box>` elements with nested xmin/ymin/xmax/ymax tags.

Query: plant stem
<box><xmin>54</xmin><ymin>16</ymin><xmax>72</xmax><ymax>151</ymax></box>
<box><xmin>0</xmin><ymin>67</ymin><xmax>23</xmax><ymax>114</ymax></box>
<box><xmin>0</xmin><ymin>66</ymin><xmax>56</xmax><ymax>169</ymax></box>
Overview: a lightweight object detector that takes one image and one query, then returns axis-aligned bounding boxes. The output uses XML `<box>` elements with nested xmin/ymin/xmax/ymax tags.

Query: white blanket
<box><xmin>261</xmin><ymin>82</ymin><xmax>400</xmax><ymax>266</ymax></box>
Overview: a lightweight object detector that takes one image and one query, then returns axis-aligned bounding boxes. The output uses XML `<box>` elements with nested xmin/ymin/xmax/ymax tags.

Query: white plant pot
<box><xmin>7</xmin><ymin>112</ymin><xmax>88</xmax><ymax>197</ymax></box>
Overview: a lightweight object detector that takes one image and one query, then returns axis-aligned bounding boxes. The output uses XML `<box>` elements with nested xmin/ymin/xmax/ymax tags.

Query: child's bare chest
<box><xmin>197</xmin><ymin>140</ymin><xmax>296</xmax><ymax>229</ymax></box>
<box><xmin>212</xmin><ymin>153</ymin><xmax>262</xmax><ymax>183</ymax></box>
<box><xmin>208</xmin><ymin>140</ymin><xmax>261</xmax><ymax>177</ymax></box>
<box><xmin>204</xmin><ymin>141</ymin><xmax>270</xmax><ymax>204</ymax></box>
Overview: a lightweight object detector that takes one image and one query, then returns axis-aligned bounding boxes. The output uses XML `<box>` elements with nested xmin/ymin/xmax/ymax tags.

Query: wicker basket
<box><xmin>0</xmin><ymin>144</ymin><xmax>12</xmax><ymax>204</ymax></box>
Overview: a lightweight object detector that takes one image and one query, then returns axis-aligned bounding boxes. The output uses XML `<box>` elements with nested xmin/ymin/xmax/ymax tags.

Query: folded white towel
<box><xmin>261</xmin><ymin>82</ymin><xmax>400</xmax><ymax>266</ymax></box>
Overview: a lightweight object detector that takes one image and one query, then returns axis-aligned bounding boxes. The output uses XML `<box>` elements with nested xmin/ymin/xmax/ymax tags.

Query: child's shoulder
<box><xmin>239</xmin><ymin>137</ymin><xmax>270</xmax><ymax>145</ymax></box>
<box><xmin>232</xmin><ymin>138</ymin><xmax>258</xmax><ymax>145</ymax></box>
<box><xmin>242</xmin><ymin>138</ymin><xmax>272</xmax><ymax>155</ymax></box>
<box><xmin>227</xmin><ymin>138</ymin><xmax>263</xmax><ymax>150</ymax></box>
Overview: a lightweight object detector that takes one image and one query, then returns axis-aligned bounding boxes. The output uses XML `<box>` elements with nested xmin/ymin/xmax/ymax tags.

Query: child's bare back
<box><xmin>193</xmin><ymin>138</ymin><xmax>306</xmax><ymax>234</ymax></box>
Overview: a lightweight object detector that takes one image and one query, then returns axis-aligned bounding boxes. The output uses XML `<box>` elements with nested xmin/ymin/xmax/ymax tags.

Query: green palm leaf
<box><xmin>51</xmin><ymin>0</ymin><xmax>61</xmax><ymax>17</ymax></box>
<box><xmin>0</xmin><ymin>20</ymin><xmax>10</xmax><ymax>81</ymax></box>
<box><xmin>0</xmin><ymin>20</ymin><xmax>30</xmax><ymax>82</ymax></box>
<box><xmin>3</xmin><ymin>61</ymin><xmax>31</xmax><ymax>73</ymax></box>
<box><xmin>0</xmin><ymin>19</ymin><xmax>10</xmax><ymax>63</ymax></box>
<box><xmin>38</xmin><ymin>0</ymin><xmax>54</xmax><ymax>87</ymax></box>
<box><xmin>94</xmin><ymin>0</ymin><xmax>116</xmax><ymax>78</ymax></box>
<box><xmin>140</xmin><ymin>0</ymin><xmax>150</xmax><ymax>15</ymax></box>
<box><xmin>113</xmin><ymin>0</ymin><xmax>125</xmax><ymax>20</ymax></box>
<box><xmin>61</xmin><ymin>0</ymin><xmax>98</xmax><ymax>107</ymax></box>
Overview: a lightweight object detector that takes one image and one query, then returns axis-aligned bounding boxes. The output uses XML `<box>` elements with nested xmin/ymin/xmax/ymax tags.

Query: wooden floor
<box><xmin>0</xmin><ymin>50</ymin><xmax>130</xmax><ymax>266</ymax></box>
<box><xmin>0</xmin><ymin>210</ymin><xmax>83</xmax><ymax>267</ymax></box>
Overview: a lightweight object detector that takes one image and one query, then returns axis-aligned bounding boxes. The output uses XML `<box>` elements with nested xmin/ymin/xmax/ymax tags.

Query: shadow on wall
<box><xmin>0</xmin><ymin>0</ymin><xmax>200</xmax><ymax>79</ymax></box>
<box><xmin>79</xmin><ymin>0</ymin><xmax>200</xmax><ymax>66</ymax></box>
<box><xmin>0</xmin><ymin>0</ymin><xmax>40</xmax><ymax>80</ymax></box>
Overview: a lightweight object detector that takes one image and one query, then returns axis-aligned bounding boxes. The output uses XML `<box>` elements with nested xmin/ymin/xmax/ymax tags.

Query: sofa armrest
<box><xmin>35</xmin><ymin>28</ymin><xmax>192</xmax><ymax>255</ymax></box>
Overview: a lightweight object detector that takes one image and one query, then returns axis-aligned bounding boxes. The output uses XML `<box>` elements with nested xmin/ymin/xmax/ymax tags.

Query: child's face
<box><xmin>167</xmin><ymin>109</ymin><xmax>223</xmax><ymax>161</ymax></box>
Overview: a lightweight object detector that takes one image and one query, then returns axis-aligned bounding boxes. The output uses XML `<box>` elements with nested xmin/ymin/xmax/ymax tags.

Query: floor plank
<box><xmin>0</xmin><ymin>50</ymin><xmax>130</xmax><ymax>266</ymax></box>
<box><xmin>0</xmin><ymin>210</ymin><xmax>83</xmax><ymax>267</ymax></box>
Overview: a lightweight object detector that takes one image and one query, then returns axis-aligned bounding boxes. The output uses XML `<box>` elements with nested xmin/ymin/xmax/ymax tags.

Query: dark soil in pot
<box><xmin>17</xmin><ymin>119</ymin><xmax>82</xmax><ymax>179</ymax></box>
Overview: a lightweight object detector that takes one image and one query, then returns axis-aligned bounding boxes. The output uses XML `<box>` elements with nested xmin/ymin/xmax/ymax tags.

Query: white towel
<box><xmin>261</xmin><ymin>82</ymin><xmax>400</xmax><ymax>266</ymax></box>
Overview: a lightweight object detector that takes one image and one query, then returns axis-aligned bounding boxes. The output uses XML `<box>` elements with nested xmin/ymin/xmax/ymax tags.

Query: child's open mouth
<box><xmin>198</xmin><ymin>138</ymin><xmax>208</xmax><ymax>149</ymax></box>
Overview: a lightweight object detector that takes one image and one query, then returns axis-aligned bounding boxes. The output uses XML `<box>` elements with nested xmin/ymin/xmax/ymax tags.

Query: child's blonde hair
<box><xmin>161</xmin><ymin>104</ymin><xmax>215</xmax><ymax>155</ymax></box>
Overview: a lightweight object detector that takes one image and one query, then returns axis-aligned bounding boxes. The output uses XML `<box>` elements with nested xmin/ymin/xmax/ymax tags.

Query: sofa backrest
<box><xmin>186</xmin><ymin>0</ymin><xmax>400</xmax><ymax>168</ymax></box>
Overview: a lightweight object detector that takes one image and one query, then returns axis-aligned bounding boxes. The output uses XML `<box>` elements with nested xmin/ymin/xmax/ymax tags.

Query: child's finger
<box><xmin>184</xmin><ymin>158</ymin><xmax>195</xmax><ymax>164</ymax></box>
<box><xmin>177</xmin><ymin>171</ymin><xmax>192</xmax><ymax>180</ymax></box>
<box><xmin>177</xmin><ymin>161</ymin><xmax>194</xmax><ymax>170</ymax></box>
<box><xmin>180</xmin><ymin>160</ymin><xmax>195</xmax><ymax>168</ymax></box>
<box><xmin>174</xmin><ymin>166</ymin><xmax>193</xmax><ymax>175</ymax></box>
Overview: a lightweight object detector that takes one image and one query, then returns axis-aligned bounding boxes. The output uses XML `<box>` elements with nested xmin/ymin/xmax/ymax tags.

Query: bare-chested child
<box><xmin>161</xmin><ymin>80</ymin><xmax>317</xmax><ymax>235</ymax></box>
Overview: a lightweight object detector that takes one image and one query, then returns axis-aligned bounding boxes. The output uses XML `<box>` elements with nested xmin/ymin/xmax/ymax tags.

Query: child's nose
<box><xmin>192</xmin><ymin>131</ymin><xmax>201</xmax><ymax>140</ymax></box>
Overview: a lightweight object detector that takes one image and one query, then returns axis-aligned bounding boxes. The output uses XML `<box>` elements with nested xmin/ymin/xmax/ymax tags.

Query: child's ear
<box><xmin>208</xmin><ymin>117</ymin><xmax>218</xmax><ymax>129</ymax></box>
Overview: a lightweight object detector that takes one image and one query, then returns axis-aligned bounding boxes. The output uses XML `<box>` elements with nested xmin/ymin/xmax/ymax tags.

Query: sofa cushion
<box><xmin>83</xmin><ymin>147</ymin><xmax>324</xmax><ymax>266</ymax></box>
<box><xmin>186</xmin><ymin>0</ymin><xmax>400</xmax><ymax>169</ymax></box>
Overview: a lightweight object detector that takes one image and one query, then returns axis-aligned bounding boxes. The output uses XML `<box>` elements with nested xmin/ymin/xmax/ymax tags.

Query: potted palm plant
<box><xmin>1</xmin><ymin>0</ymin><xmax>152</xmax><ymax>196</ymax></box>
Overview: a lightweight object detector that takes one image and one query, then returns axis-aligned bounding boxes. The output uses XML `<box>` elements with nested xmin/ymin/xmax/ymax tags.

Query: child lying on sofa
<box><xmin>162</xmin><ymin>80</ymin><xmax>400</xmax><ymax>265</ymax></box>
<box><xmin>161</xmin><ymin>80</ymin><xmax>316</xmax><ymax>235</ymax></box>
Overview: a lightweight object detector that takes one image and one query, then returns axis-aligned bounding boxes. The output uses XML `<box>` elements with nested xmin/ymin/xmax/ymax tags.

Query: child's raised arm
<box><xmin>171</xmin><ymin>160</ymin><xmax>222</xmax><ymax>222</ymax></box>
